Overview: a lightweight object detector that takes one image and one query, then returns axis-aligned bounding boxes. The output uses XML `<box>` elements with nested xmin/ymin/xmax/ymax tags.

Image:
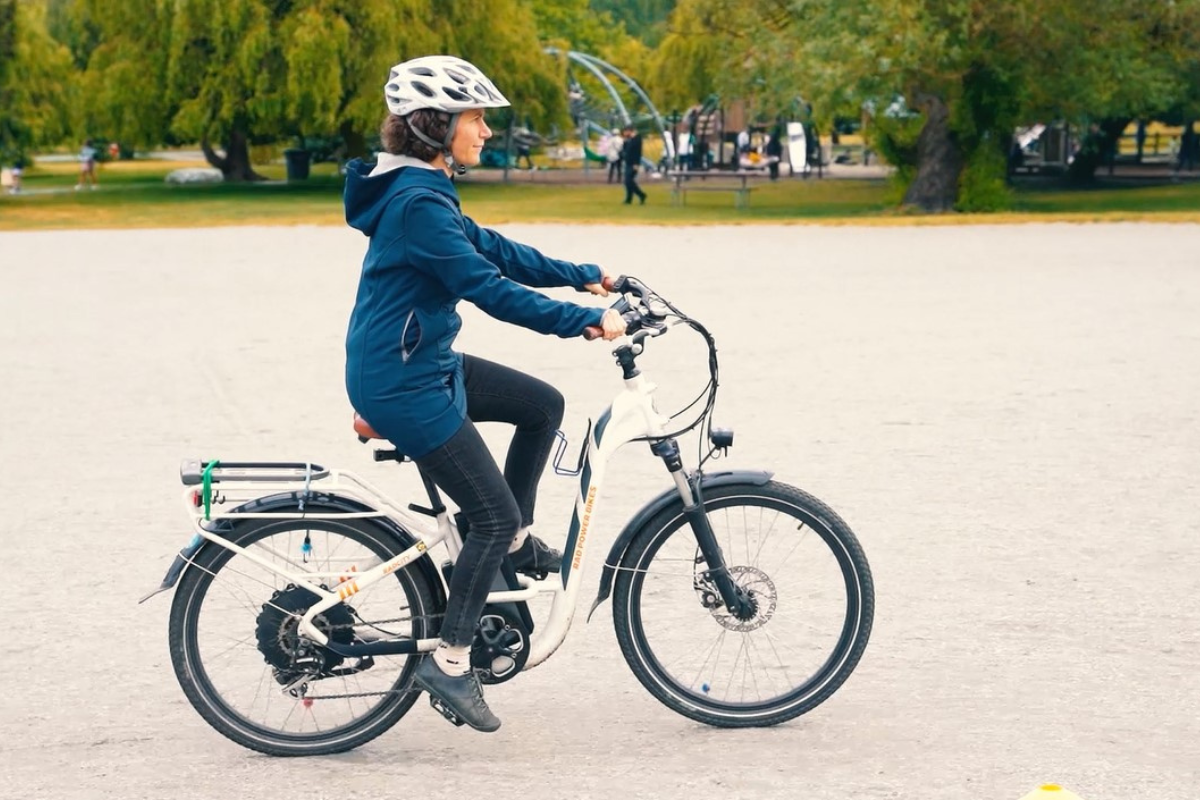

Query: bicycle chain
<box><xmin>284</xmin><ymin>612</ymin><xmax>444</xmax><ymax>702</ymax></box>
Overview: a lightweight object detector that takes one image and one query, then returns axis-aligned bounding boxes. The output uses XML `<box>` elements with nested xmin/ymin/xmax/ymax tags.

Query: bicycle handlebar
<box><xmin>582</xmin><ymin>275</ymin><xmax>663</xmax><ymax>340</ymax></box>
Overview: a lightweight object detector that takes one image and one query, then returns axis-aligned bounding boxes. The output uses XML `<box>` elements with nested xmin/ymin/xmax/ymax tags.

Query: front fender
<box><xmin>586</xmin><ymin>469</ymin><xmax>772</xmax><ymax>620</ymax></box>
<box><xmin>139</xmin><ymin>491</ymin><xmax>446</xmax><ymax>609</ymax></box>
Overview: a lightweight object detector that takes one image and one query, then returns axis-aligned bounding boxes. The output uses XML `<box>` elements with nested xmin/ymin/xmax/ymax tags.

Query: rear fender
<box><xmin>139</xmin><ymin>491</ymin><xmax>446</xmax><ymax>608</ymax></box>
<box><xmin>586</xmin><ymin>470</ymin><xmax>772</xmax><ymax>620</ymax></box>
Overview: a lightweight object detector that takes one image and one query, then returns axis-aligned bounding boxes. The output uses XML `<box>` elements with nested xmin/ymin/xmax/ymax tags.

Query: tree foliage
<box><xmin>0</xmin><ymin>0</ymin><xmax>72</xmax><ymax>162</ymax></box>
<box><xmin>529</xmin><ymin>0</ymin><xmax>622</xmax><ymax>54</ymax></box>
<box><xmin>647</xmin><ymin>0</ymin><xmax>1200</xmax><ymax>211</ymax></box>
<box><xmin>591</xmin><ymin>0</ymin><xmax>675</xmax><ymax>44</ymax></box>
<box><xmin>60</xmin><ymin>0</ymin><xmax>569</xmax><ymax>179</ymax></box>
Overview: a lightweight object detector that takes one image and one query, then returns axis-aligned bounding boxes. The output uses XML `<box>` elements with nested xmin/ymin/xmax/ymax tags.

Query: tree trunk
<box><xmin>903</xmin><ymin>93</ymin><xmax>962</xmax><ymax>213</ymax></box>
<box><xmin>338</xmin><ymin>121</ymin><xmax>367</xmax><ymax>161</ymax></box>
<box><xmin>200</xmin><ymin>126</ymin><xmax>265</xmax><ymax>182</ymax></box>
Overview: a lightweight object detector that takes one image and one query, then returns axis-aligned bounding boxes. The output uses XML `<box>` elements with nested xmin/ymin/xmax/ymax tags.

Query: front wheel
<box><xmin>612</xmin><ymin>480</ymin><xmax>873</xmax><ymax>727</ymax></box>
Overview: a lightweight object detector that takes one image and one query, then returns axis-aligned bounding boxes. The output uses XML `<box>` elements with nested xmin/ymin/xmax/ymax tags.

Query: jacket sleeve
<box><xmin>461</xmin><ymin>214</ymin><xmax>603</xmax><ymax>290</ymax></box>
<box><xmin>404</xmin><ymin>196</ymin><xmax>604</xmax><ymax>338</ymax></box>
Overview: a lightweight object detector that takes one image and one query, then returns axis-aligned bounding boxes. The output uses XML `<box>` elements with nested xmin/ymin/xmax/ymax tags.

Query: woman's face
<box><xmin>450</xmin><ymin>109</ymin><xmax>492</xmax><ymax>168</ymax></box>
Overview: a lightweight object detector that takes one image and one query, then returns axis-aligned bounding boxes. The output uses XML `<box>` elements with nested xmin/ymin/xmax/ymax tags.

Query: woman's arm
<box><xmin>460</xmin><ymin>215</ymin><xmax>602</xmax><ymax>290</ymax></box>
<box><xmin>404</xmin><ymin>196</ymin><xmax>603</xmax><ymax>337</ymax></box>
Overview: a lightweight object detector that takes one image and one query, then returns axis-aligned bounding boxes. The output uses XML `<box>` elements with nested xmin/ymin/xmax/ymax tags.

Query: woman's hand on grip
<box><xmin>583</xmin><ymin>307</ymin><xmax>628</xmax><ymax>341</ymax></box>
<box><xmin>584</xmin><ymin>270</ymin><xmax>616</xmax><ymax>297</ymax></box>
<box><xmin>598</xmin><ymin>308</ymin><xmax>626</xmax><ymax>340</ymax></box>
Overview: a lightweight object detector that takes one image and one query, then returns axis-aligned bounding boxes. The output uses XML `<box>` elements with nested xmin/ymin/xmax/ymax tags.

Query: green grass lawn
<box><xmin>2</xmin><ymin>158</ymin><xmax>1199</xmax><ymax>230</ymax></box>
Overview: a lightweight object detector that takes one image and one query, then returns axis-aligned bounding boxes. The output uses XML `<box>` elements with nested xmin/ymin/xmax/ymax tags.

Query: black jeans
<box><xmin>413</xmin><ymin>355</ymin><xmax>564</xmax><ymax>646</ymax></box>
<box><xmin>624</xmin><ymin>165</ymin><xmax>646</xmax><ymax>203</ymax></box>
<box><xmin>607</xmin><ymin>158</ymin><xmax>621</xmax><ymax>183</ymax></box>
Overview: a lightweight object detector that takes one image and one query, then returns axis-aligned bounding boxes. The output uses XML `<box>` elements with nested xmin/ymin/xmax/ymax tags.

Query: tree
<box><xmin>591</xmin><ymin>0</ymin><xmax>676</xmax><ymax>44</ymax></box>
<box><xmin>0</xmin><ymin>0</ymin><xmax>72</xmax><ymax>163</ymax></box>
<box><xmin>529</xmin><ymin>0</ymin><xmax>622</xmax><ymax>54</ymax></box>
<box><xmin>66</xmin><ymin>0</ymin><xmax>568</xmax><ymax>181</ymax></box>
<box><xmin>649</xmin><ymin>0</ymin><xmax>1198</xmax><ymax>211</ymax></box>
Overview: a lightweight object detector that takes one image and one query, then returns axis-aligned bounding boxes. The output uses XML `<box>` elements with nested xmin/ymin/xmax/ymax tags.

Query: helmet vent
<box><xmin>383</xmin><ymin>55</ymin><xmax>510</xmax><ymax>116</ymax></box>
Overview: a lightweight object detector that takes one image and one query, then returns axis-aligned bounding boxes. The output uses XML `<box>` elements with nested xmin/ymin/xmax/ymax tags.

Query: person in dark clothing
<box><xmin>1179</xmin><ymin>122</ymin><xmax>1197</xmax><ymax>173</ymax></box>
<box><xmin>513</xmin><ymin>127</ymin><xmax>536</xmax><ymax>170</ymax></box>
<box><xmin>620</xmin><ymin>124</ymin><xmax>646</xmax><ymax>205</ymax></box>
<box><xmin>765</xmin><ymin>124</ymin><xmax>784</xmax><ymax>181</ymax></box>
<box><xmin>345</xmin><ymin>55</ymin><xmax>627</xmax><ymax>733</ymax></box>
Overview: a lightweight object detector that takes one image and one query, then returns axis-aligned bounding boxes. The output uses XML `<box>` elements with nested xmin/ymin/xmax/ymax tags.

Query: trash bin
<box><xmin>283</xmin><ymin>148</ymin><xmax>311</xmax><ymax>181</ymax></box>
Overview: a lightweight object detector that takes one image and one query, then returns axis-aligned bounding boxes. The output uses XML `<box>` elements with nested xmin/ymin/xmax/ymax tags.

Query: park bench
<box><xmin>668</xmin><ymin>171</ymin><xmax>757</xmax><ymax>209</ymax></box>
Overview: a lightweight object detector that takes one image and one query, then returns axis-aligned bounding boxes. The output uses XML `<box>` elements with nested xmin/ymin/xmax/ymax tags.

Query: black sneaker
<box><xmin>508</xmin><ymin>534</ymin><xmax>562</xmax><ymax>578</ymax></box>
<box><xmin>413</xmin><ymin>658</ymin><xmax>501</xmax><ymax>733</ymax></box>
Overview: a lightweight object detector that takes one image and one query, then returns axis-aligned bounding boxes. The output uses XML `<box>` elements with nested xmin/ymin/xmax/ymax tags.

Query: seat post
<box><xmin>416</xmin><ymin>466</ymin><xmax>446</xmax><ymax>516</ymax></box>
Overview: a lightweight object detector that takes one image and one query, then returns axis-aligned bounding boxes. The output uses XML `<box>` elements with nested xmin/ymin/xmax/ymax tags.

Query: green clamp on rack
<box><xmin>201</xmin><ymin>460</ymin><xmax>220</xmax><ymax>521</ymax></box>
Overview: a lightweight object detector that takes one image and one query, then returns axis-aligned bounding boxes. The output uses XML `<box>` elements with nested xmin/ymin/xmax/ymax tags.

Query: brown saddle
<box><xmin>353</xmin><ymin>413</ymin><xmax>384</xmax><ymax>442</ymax></box>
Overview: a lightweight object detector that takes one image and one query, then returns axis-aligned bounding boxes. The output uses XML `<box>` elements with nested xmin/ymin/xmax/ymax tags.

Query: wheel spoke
<box><xmin>616</xmin><ymin>485</ymin><xmax>873</xmax><ymax>723</ymax></box>
<box><xmin>173</xmin><ymin>517</ymin><xmax>434</xmax><ymax>754</ymax></box>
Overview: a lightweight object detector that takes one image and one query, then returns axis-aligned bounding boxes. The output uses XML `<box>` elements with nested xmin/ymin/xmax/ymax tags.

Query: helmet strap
<box><xmin>408</xmin><ymin>112</ymin><xmax>466</xmax><ymax>175</ymax></box>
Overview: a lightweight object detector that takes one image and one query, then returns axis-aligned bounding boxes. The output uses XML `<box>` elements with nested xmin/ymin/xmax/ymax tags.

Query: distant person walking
<box><xmin>620</xmin><ymin>124</ymin><xmax>646</xmax><ymax>205</ymax></box>
<box><xmin>76</xmin><ymin>139</ymin><xmax>98</xmax><ymax>190</ymax></box>
<box><xmin>765</xmin><ymin>124</ymin><xmax>783</xmax><ymax>181</ymax></box>
<box><xmin>1178</xmin><ymin>122</ymin><xmax>1196</xmax><ymax>173</ymax></box>
<box><xmin>8</xmin><ymin>156</ymin><xmax>24</xmax><ymax>194</ymax></box>
<box><xmin>513</xmin><ymin>128</ymin><xmax>536</xmax><ymax>170</ymax></box>
<box><xmin>605</xmin><ymin>128</ymin><xmax>622</xmax><ymax>184</ymax></box>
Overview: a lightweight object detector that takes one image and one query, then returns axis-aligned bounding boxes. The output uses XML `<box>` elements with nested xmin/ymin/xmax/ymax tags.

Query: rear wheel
<box><xmin>169</xmin><ymin>517</ymin><xmax>438</xmax><ymax>755</ymax></box>
<box><xmin>612</xmin><ymin>481</ymin><xmax>873</xmax><ymax>727</ymax></box>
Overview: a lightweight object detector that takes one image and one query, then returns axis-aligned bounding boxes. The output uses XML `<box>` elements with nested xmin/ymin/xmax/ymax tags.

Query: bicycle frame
<box><xmin>170</xmin><ymin>354</ymin><xmax>685</xmax><ymax>670</ymax></box>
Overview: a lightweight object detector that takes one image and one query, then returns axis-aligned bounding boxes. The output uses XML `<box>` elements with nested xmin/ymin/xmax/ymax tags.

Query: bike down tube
<box><xmin>526</xmin><ymin>366</ymin><xmax>670</xmax><ymax>667</ymax></box>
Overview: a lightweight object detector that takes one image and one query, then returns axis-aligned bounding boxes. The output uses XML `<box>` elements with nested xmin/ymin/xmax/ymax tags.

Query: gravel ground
<box><xmin>1</xmin><ymin>223</ymin><xmax>1197</xmax><ymax>800</ymax></box>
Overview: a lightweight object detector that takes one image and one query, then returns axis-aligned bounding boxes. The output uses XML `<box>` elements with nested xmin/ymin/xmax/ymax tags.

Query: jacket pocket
<box><xmin>400</xmin><ymin>310</ymin><xmax>423</xmax><ymax>363</ymax></box>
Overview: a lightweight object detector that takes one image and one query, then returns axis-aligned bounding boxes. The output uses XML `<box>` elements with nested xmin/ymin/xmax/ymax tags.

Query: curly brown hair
<box><xmin>380</xmin><ymin>110</ymin><xmax>452</xmax><ymax>161</ymax></box>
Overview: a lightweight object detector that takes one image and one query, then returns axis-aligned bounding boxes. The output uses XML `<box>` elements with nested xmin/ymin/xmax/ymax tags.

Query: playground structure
<box><xmin>544</xmin><ymin>48</ymin><xmax>674</xmax><ymax>174</ymax></box>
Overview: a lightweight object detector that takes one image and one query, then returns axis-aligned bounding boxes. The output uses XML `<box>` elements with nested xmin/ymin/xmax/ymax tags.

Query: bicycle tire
<box><xmin>612</xmin><ymin>480</ymin><xmax>873</xmax><ymax>727</ymax></box>
<box><xmin>169</xmin><ymin>516</ymin><xmax>438</xmax><ymax>756</ymax></box>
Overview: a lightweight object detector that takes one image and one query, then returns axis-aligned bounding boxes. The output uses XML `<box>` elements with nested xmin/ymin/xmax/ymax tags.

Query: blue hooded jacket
<box><xmin>343</xmin><ymin>159</ymin><xmax>605</xmax><ymax>458</ymax></box>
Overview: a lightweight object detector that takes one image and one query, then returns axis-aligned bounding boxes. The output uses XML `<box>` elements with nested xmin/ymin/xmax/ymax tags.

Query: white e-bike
<box><xmin>146</xmin><ymin>276</ymin><xmax>874</xmax><ymax>756</ymax></box>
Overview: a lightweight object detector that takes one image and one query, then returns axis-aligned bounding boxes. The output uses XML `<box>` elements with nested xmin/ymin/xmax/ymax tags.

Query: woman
<box><xmin>343</xmin><ymin>55</ymin><xmax>625</xmax><ymax>733</ymax></box>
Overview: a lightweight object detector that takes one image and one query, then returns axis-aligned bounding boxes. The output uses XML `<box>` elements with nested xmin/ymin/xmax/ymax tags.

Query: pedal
<box><xmin>516</xmin><ymin>568</ymin><xmax>549</xmax><ymax>581</ymax></box>
<box><xmin>428</xmin><ymin>695</ymin><xmax>466</xmax><ymax>727</ymax></box>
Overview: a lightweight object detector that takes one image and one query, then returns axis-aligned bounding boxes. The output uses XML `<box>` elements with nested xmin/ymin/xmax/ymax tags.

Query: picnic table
<box><xmin>667</xmin><ymin>170</ymin><xmax>760</xmax><ymax>209</ymax></box>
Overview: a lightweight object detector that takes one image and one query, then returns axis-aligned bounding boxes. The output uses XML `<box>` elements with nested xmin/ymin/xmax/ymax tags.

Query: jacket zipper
<box><xmin>400</xmin><ymin>310</ymin><xmax>421</xmax><ymax>363</ymax></box>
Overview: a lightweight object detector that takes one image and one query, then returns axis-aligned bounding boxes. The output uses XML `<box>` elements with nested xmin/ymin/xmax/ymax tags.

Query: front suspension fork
<box><xmin>655</xmin><ymin>440</ymin><xmax>755</xmax><ymax>620</ymax></box>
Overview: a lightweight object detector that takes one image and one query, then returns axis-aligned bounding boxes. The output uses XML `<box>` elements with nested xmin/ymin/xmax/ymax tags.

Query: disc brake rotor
<box><xmin>698</xmin><ymin>565</ymin><xmax>778</xmax><ymax>632</ymax></box>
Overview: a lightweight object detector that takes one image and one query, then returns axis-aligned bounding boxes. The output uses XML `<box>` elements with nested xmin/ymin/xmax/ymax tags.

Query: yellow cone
<box><xmin>1019</xmin><ymin>785</ymin><xmax>1086</xmax><ymax>800</ymax></box>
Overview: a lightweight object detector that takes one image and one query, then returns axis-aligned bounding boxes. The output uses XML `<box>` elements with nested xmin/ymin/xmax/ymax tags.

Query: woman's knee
<box><xmin>517</xmin><ymin>378</ymin><xmax>564</xmax><ymax>431</ymax></box>
<box><xmin>467</xmin><ymin>492</ymin><xmax>521</xmax><ymax>542</ymax></box>
<box><xmin>541</xmin><ymin>385</ymin><xmax>565</xmax><ymax>430</ymax></box>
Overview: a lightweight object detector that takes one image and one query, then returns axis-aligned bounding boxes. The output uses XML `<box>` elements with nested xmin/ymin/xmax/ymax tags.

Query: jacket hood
<box><xmin>343</xmin><ymin>158</ymin><xmax>459</xmax><ymax>236</ymax></box>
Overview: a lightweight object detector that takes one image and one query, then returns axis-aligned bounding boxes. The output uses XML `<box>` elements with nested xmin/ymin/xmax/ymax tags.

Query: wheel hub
<box><xmin>702</xmin><ymin>566</ymin><xmax>778</xmax><ymax>632</ymax></box>
<box><xmin>255</xmin><ymin>585</ymin><xmax>355</xmax><ymax>681</ymax></box>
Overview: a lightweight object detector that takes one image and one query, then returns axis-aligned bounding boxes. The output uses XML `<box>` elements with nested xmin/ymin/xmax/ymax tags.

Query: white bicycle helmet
<box><xmin>384</xmin><ymin>55</ymin><xmax>510</xmax><ymax>117</ymax></box>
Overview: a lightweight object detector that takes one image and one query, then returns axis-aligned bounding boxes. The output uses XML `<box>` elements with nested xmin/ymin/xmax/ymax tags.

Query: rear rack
<box><xmin>180</xmin><ymin>459</ymin><xmax>330</xmax><ymax>486</ymax></box>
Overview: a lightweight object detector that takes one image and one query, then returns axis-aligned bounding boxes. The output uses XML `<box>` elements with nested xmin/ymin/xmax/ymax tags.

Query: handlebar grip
<box><xmin>602</xmin><ymin>274</ymin><xmax>617</xmax><ymax>293</ymax></box>
<box><xmin>583</xmin><ymin>326</ymin><xmax>604</xmax><ymax>340</ymax></box>
<box><xmin>610</xmin><ymin>275</ymin><xmax>632</xmax><ymax>294</ymax></box>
